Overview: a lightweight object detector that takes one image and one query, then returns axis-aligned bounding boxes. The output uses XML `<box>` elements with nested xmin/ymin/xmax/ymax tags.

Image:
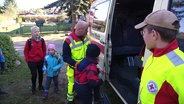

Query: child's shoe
<box><xmin>43</xmin><ymin>91</ymin><xmax>48</xmax><ymax>100</ymax></box>
<box><xmin>32</xmin><ymin>87</ymin><xmax>36</xmax><ymax>95</ymax></box>
<box><xmin>0</xmin><ymin>89</ymin><xmax>8</xmax><ymax>95</ymax></box>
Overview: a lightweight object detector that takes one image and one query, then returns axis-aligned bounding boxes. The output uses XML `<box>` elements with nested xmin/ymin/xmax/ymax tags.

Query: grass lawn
<box><xmin>0</xmin><ymin>57</ymin><xmax>68</xmax><ymax>104</ymax></box>
<box><xmin>0</xmin><ymin>57</ymin><xmax>123</xmax><ymax>104</ymax></box>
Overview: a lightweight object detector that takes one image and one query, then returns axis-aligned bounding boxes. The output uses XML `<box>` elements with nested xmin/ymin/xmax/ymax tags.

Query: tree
<box><xmin>44</xmin><ymin>0</ymin><xmax>91</xmax><ymax>29</ymax></box>
<box><xmin>0</xmin><ymin>0</ymin><xmax>17</xmax><ymax>14</ymax></box>
<box><xmin>0</xmin><ymin>34</ymin><xmax>21</xmax><ymax>71</ymax></box>
<box><xmin>4</xmin><ymin>0</ymin><xmax>17</xmax><ymax>8</ymax></box>
<box><xmin>0</xmin><ymin>6</ymin><xmax>5</xmax><ymax>13</ymax></box>
<box><xmin>171</xmin><ymin>1</ymin><xmax>184</xmax><ymax>20</ymax></box>
<box><xmin>35</xmin><ymin>8</ymin><xmax>45</xmax><ymax>15</ymax></box>
<box><xmin>0</xmin><ymin>0</ymin><xmax>17</xmax><ymax>22</ymax></box>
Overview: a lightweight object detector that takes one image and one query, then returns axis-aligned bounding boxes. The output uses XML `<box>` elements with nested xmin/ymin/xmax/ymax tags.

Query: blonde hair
<box><xmin>31</xmin><ymin>26</ymin><xmax>39</xmax><ymax>31</ymax></box>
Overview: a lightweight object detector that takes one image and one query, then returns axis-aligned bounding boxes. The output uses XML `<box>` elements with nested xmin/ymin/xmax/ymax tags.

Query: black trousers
<box><xmin>0</xmin><ymin>62</ymin><xmax>5</xmax><ymax>71</ymax></box>
<box><xmin>28</xmin><ymin>61</ymin><xmax>43</xmax><ymax>90</ymax></box>
<box><xmin>76</xmin><ymin>87</ymin><xmax>101</xmax><ymax>104</ymax></box>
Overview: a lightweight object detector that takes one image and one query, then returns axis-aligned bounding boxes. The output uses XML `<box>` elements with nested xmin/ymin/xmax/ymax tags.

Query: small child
<box><xmin>0</xmin><ymin>48</ymin><xmax>5</xmax><ymax>74</ymax></box>
<box><xmin>42</xmin><ymin>44</ymin><xmax>64</xmax><ymax>100</ymax></box>
<box><xmin>74</xmin><ymin>44</ymin><xmax>104</xmax><ymax>104</ymax></box>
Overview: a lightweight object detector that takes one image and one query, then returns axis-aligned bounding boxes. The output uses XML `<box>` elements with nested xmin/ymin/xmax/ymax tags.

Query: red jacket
<box><xmin>75</xmin><ymin>58</ymin><xmax>103</xmax><ymax>87</ymax></box>
<box><xmin>24</xmin><ymin>38</ymin><xmax>46</xmax><ymax>62</ymax></box>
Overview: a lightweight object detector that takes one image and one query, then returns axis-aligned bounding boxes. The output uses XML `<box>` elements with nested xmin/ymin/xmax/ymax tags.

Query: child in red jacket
<box><xmin>74</xmin><ymin>44</ymin><xmax>104</xmax><ymax>104</ymax></box>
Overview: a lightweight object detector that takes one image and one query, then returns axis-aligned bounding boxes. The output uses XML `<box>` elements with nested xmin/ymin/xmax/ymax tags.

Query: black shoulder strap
<box><xmin>41</xmin><ymin>38</ymin><xmax>44</xmax><ymax>51</ymax></box>
<box><xmin>28</xmin><ymin>38</ymin><xmax>44</xmax><ymax>51</ymax></box>
<box><xmin>27</xmin><ymin>39</ymin><xmax>31</xmax><ymax>51</ymax></box>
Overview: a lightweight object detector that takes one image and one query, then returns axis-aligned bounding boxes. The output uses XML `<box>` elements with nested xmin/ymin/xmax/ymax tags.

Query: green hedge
<box><xmin>0</xmin><ymin>34</ymin><xmax>21</xmax><ymax>71</ymax></box>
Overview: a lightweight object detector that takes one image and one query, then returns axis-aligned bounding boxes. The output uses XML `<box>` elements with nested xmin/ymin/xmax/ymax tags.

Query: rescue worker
<box><xmin>135</xmin><ymin>10</ymin><xmax>184</xmax><ymax>104</ymax></box>
<box><xmin>62</xmin><ymin>20</ymin><xmax>90</xmax><ymax>104</ymax></box>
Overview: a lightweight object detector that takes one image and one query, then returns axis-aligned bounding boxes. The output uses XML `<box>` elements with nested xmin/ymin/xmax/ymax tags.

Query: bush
<box><xmin>0</xmin><ymin>34</ymin><xmax>21</xmax><ymax>71</ymax></box>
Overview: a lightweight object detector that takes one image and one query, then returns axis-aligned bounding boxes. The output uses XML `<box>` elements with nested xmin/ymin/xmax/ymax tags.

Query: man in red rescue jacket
<box><xmin>62</xmin><ymin>20</ymin><xmax>90</xmax><ymax>104</ymax></box>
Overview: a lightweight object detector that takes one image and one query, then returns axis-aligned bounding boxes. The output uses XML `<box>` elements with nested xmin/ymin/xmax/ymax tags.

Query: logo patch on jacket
<box><xmin>147</xmin><ymin>80</ymin><xmax>158</xmax><ymax>94</ymax></box>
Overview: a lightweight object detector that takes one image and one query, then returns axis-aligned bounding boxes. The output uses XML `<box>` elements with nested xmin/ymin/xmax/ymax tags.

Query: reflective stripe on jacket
<box><xmin>66</xmin><ymin>35</ymin><xmax>90</xmax><ymax>76</ymax></box>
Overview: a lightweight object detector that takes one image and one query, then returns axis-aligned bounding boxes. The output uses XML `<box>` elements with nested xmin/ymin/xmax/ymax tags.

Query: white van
<box><xmin>88</xmin><ymin>0</ymin><xmax>184</xmax><ymax>104</ymax></box>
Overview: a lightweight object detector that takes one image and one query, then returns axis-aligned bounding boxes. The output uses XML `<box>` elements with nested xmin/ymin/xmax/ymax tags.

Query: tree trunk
<box><xmin>72</xmin><ymin>13</ymin><xmax>77</xmax><ymax>30</ymax></box>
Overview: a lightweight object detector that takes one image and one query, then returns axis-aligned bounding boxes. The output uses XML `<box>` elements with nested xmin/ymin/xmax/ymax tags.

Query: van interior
<box><xmin>109</xmin><ymin>0</ymin><xmax>154</xmax><ymax>103</ymax></box>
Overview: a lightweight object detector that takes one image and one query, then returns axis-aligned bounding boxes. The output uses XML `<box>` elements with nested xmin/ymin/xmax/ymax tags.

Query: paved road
<box><xmin>13</xmin><ymin>34</ymin><xmax>67</xmax><ymax>56</ymax></box>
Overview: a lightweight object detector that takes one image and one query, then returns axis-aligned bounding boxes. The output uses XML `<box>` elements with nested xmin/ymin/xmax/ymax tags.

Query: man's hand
<box><xmin>98</xmin><ymin>73</ymin><xmax>102</xmax><ymax>79</ymax></box>
<box><xmin>98</xmin><ymin>69</ymin><xmax>106</xmax><ymax>80</ymax></box>
<box><xmin>99</xmin><ymin>69</ymin><xmax>105</xmax><ymax>75</ymax></box>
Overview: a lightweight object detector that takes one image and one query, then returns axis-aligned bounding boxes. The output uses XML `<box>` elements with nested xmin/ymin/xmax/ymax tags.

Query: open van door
<box><xmin>88</xmin><ymin>0</ymin><xmax>184</xmax><ymax>103</ymax></box>
<box><xmin>89</xmin><ymin>0</ymin><xmax>154</xmax><ymax>103</ymax></box>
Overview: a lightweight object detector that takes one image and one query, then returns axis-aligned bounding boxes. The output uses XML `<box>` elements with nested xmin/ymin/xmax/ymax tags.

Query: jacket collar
<box><xmin>150</xmin><ymin>39</ymin><xmax>178</xmax><ymax>57</ymax></box>
<box><xmin>70</xmin><ymin>29</ymin><xmax>85</xmax><ymax>41</ymax></box>
<box><xmin>31</xmin><ymin>36</ymin><xmax>42</xmax><ymax>41</ymax></box>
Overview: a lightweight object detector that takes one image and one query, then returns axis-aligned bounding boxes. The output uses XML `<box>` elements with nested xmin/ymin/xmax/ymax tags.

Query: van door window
<box><xmin>169</xmin><ymin>0</ymin><xmax>184</xmax><ymax>52</ymax></box>
<box><xmin>92</xmin><ymin>0</ymin><xmax>110</xmax><ymax>32</ymax></box>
